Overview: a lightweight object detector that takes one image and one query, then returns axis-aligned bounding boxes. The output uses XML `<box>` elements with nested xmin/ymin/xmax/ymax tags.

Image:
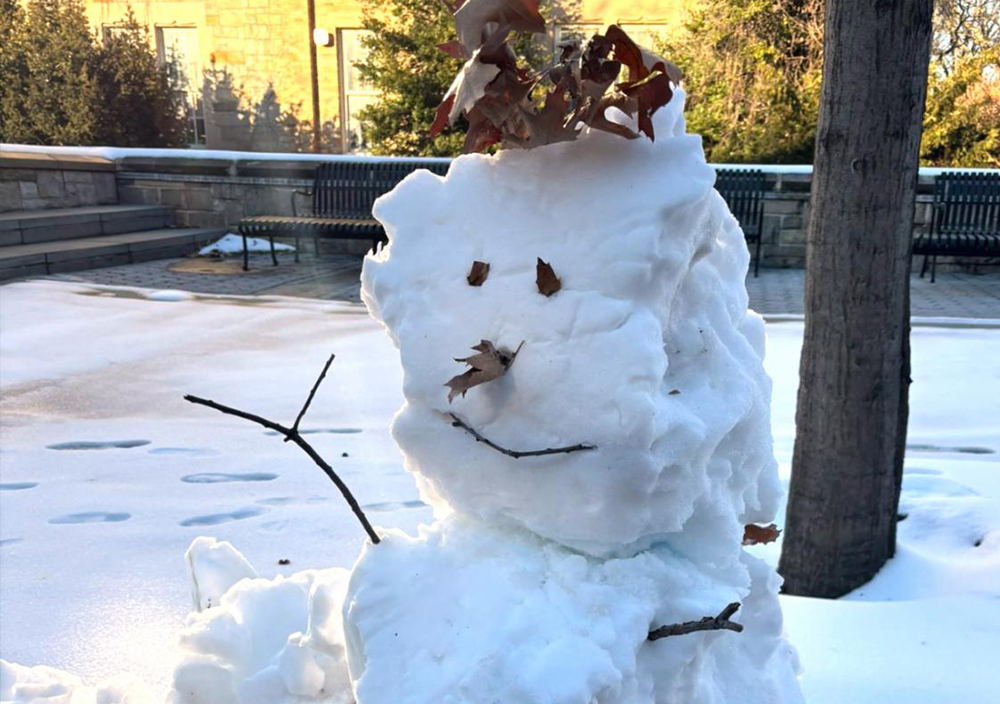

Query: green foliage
<box><xmin>0</xmin><ymin>0</ymin><xmax>188</xmax><ymax>147</ymax></box>
<box><xmin>90</xmin><ymin>9</ymin><xmax>189</xmax><ymax>147</ymax></box>
<box><xmin>355</xmin><ymin>0</ymin><xmax>465</xmax><ymax>156</ymax></box>
<box><xmin>658</xmin><ymin>0</ymin><xmax>823</xmax><ymax>164</ymax></box>
<box><xmin>354</xmin><ymin>0</ymin><xmax>555</xmax><ymax>156</ymax></box>
<box><xmin>1</xmin><ymin>0</ymin><xmax>98</xmax><ymax>145</ymax></box>
<box><xmin>921</xmin><ymin>46</ymin><xmax>1000</xmax><ymax>167</ymax></box>
<box><xmin>662</xmin><ymin>0</ymin><xmax>998</xmax><ymax>167</ymax></box>
<box><xmin>0</xmin><ymin>0</ymin><xmax>30</xmax><ymax>140</ymax></box>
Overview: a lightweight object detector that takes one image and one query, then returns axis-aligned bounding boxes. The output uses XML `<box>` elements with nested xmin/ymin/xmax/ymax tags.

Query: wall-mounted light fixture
<box><xmin>313</xmin><ymin>28</ymin><xmax>335</xmax><ymax>48</ymax></box>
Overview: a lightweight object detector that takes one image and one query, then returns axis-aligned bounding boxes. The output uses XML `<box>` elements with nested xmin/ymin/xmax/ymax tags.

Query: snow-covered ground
<box><xmin>1</xmin><ymin>280</ymin><xmax>997</xmax><ymax>703</ymax></box>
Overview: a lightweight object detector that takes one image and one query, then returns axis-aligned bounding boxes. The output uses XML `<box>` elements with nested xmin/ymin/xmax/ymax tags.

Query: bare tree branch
<box><xmin>448</xmin><ymin>413</ymin><xmax>597</xmax><ymax>459</ymax></box>
<box><xmin>287</xmin><ymin>353</ymin><xmax>336</xmax><ymax>440</ymax></box>
<box><xmin>648</xmin><ymin>602</ymin><xmax>744</xmax><ymax>641</ymax></box>
<box><xmin>184</xmin><ymin>357</ymin><xmax>380</xmax><ymax>545</ymax></box>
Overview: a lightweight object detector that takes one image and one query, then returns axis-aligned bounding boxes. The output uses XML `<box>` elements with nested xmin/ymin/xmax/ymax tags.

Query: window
<box><xmin>619</xmin><ymin>24</ymin><xmax>667</xmax><ymax>51</ymax></box>
<box><xmin>552</xmin><ymin>23</ymin><xmax>668</xmax><ymax>55</ymax></box>
<box><xmin>102</xmin><ymin>25</ymin><xmax>131</xmax><ymax>42</ymax></box>
<box><xmin>156</xmin><ymin>26</ymin><xmax>205</xmax><ymax>145</ymax></box>
<box><xmin>552</xmin><ymin>23</ymin><xmax>603</xmax><ymax>54</ymax></box>
<box><xmin>338</xmin><ymin>28</ymin><xmax>377</xmax><ymax>152</ymax></box>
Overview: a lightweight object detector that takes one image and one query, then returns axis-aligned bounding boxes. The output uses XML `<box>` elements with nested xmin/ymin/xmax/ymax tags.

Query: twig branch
<box><xmin>648</xmin><ymin>602</ymin><xmax>744</xmax><ymax>641</ymax></box>
<box><xmin>448</xmin><ymin>413</ymin><xmax>597</xmax><ymax>459</ymax></box>
<box><xmin>184</xmin><ymin>357</ymin><xmax>379</xmax><ymax>545</ymax></box>
<box><xmin>286</xmin><ymin>353</ymin><xmax>335</xmax><ymax>441</ymax></box>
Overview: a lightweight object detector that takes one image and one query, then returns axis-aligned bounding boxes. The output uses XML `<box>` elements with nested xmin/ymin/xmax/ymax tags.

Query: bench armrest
<box><xmin>290</xmin><ymin>188</ymin><xmax>313</xmax><ymax>217</ymax></box>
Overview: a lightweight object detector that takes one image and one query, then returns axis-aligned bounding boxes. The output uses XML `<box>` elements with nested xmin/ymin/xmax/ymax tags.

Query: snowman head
<box><xmin>361</xmin><ymin>95</ymin><xmax>780</xmax><ymax>557</ymax></box>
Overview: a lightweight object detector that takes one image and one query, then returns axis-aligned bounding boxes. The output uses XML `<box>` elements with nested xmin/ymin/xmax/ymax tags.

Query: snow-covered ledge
<box><xmin>3</xmin><ymin>144</ymin><xmax>996</xmax><ymax>268</ymax></box>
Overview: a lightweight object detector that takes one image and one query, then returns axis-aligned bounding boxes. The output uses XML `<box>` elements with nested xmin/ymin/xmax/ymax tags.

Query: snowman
<box><xmin>341</xmin><ymin>6</ymin><xmax>804</xmax><ymax>703</ymax></box>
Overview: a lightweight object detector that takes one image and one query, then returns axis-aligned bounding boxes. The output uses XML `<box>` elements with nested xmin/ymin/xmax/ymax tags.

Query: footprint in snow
<box><xmin>47</xmin><ymin>440</ymin><xmax>150</xmax><ymax>451</ymax></box>
<box><xmin>264</xmin><ymin>427</ymin><xmax>363</xmax><ymax>436</ymax></box>
<box><xmin>256</xmin><ymin>495</ymin><xmax>330</xmax><ymax>506</ymax></box>
<box><xmin>49</xmin><ymin>512</ymin><xmax>131</xmax><ymax>524</ymax></box>
<box><xmin>0</xmin><ymin>482</ymin><xmax>38</xmax><ymax>491</ymax></box>
<box><xmin>179</xmin><ymin>507</ymin><xmax>266</xmax><ymax>527</ymax></box>
<box><xmin>362</xmin><ymin>500</ymin><xmax>429</xmax><ymax>512</ymax></box>
<box><xmin>148</xmin><ymin>447</ymin><xmax>217</xmax><ymax>457</ymax></box>
<box><xmin>181</xmin><ymin>472</ymin><xmax>278</xmax><ymax>484</ymax></box>
<box><xmin>906</xmin><ymin>442</ymin><xmax>995</xmax><ymax>455</ymax></box>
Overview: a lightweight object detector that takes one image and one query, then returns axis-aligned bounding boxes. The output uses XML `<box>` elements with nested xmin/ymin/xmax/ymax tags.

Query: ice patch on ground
<box><xmin>144</xmin><ymin>290</ymin><xmax>194</xmax><ymax>302</ymax></box>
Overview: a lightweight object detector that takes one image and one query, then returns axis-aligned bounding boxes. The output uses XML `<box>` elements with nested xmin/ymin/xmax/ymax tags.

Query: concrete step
<box><xmin>0</xmin><ymin>227</ymin><xmax>225</xmax><ymax>282</ymax></box>
<box><xmin>0</xmin><ymin>205</ymin><xmax>174</xmax><ymax>246</ymax></box>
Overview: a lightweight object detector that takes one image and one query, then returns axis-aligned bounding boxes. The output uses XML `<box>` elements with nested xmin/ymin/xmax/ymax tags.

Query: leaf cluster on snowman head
<box><xmin>430</xmin><ymin>0</ymin><xmax>684</xmax><ymax>153</ymax></box>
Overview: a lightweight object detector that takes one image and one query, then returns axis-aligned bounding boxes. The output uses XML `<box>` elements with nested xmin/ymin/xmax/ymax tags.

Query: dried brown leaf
<box><xmin>514</xmin><ymin>82</ymin><xmax>578</xmax><ymax>149</ymax></box>
<box><xmin>536</xmin><ymin>258</ymin><xmax>561</xmax><ymax>296</ymax></box>
<box><xmin>581</xmin><ymin>93</ymin><xmax>639</xmax><ymax>140</ymax></box>
<box><xmin>463</xmin><ymin>107</ymin><xmax>504</xmax><ymax>153</ymax></box>
<box><xmin>606</xmin><ymin>24</ymin><xmax>648</xmax><ymax>84</ymax></box>
<box><xmin>430</xmin><ymin>94</ymin><xmax>456</xmax><ymax>138</ymax></box>
<box><xmin>742</xmin><ymin>523</ymin><xmax>781</xmax><ymax>546</ymax></box>
<box><xmin>467</xmin><ymin>260</ymin><xmax>490</xmax><ymax>286</ymax></box>
<box><xmin>437</xmin><ymin>40</ymin><xmax>467</xmax><ymax>60</ymax></box>
<box><xmin>447</xmin><ymin>53</ymin><xmax>502</xmax><ymax>124</ymax></box>
<box><xmin>445</xmin><ymin>339</ymin><xmax>523</xmax><ymax>402</ymax></box>
<box><xmin>641</xmin><ymin>48</ymin><xmax>684</xmax><ymax>83</ymax></box>
<box><xmin>619</xmin><ymin>66</ymin><xmax>673</xmax><ymax>140</ymax></box>
<box><xmin>454</xmin><ymin>0</ymin><xmax>545</xmax><ymax>53</ymax></box>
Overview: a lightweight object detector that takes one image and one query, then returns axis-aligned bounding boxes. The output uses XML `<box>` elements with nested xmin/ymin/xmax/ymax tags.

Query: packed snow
<box><xmin>347</xmin><ymin>90</ymin><xmax>800</xmax><ymax>703</ymax></box>
<box><xmin>361</xmin><ymin>91</ymin><xmax>780</xmax><ymax>558</ymax></box>
<box><xmin>198</xmin><ymin>234</ymin><xmax>295</xmax><ymax>257</ymax></box>
<box><xmin>1</xmin><ymin>280</ymin><xmax>998</xmax><ymax>703</ymax></box>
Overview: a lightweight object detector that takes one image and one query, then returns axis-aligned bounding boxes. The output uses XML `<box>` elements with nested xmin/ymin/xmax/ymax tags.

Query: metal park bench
<box><xmin>716</xmin><ymin>168</ymin><xmax>766</xmax><ymax>277</ymax></box>
<box><xmin>914</xmin><ymin>172</ymin><xmax>1000</xmax><ymax>282</ymax></box>
<box><xmin>237</xmin><ymin>159</ymin><xmax>450</xmax><ymax>271</ymax></box>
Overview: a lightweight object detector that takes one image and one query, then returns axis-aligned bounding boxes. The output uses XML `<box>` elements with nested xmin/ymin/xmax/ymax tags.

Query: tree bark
<box><xmin>778</xmin><ymin>0</ymin><xmax>932</xmax><ymax>598</ymax></box>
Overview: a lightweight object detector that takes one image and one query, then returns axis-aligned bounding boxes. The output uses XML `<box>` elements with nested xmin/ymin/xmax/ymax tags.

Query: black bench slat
<box><xmin>914</xmin><ymin>172</ymin><xmax>1000</xmax><ymax>281</ymax></box>
<box><xmin>237</xmin><ymin>159</ymin><xmax>449</xmax><ymax>270</ymax></box>
<box><xmin>716</xmin><ymin>168</ymin><xmax>766</xmax><ymax>277</ymax></box>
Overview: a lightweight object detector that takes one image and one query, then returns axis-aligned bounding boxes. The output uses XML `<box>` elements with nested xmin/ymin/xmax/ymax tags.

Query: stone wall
<box><xmin>0</xmin><ymin>152</ymin><xmax>117</xmax><ymax>213</ymax></box>
<box><xmin>4</xmin><ymin>148</ymin><xmax>994</xmax><ymax>270</ymax></box>
<box><xmin>115</xmin><ymin>157</ymin><xmax>976</xmax><ymax>268</ymax></box>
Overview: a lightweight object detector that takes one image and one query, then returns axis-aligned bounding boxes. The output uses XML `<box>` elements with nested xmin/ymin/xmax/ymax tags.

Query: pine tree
<box><xmin>90</xmin><ymin>9</ymin><xmax>188</xmax><ymax>148</ymax></box>
<box><xmin>0</xmin><ymin>0</ymin><xmax>189</xmax><ymax>147</ymax></box>
<box><xmin>3</xmin><ymin>0</ymin><xmax>98</xmax><ymax>145</ymax></box>
<box><xmin>354</xmin><ymin>0</ymin><xmax>554</xmax><ymax>156</ymax></box>
<box><xmin>0</xmin><ymin>0</ymin><xmax>31</xmax><ymax>140</ymax></box>
<box><xmin>353</xmin><ymin>0</ymin><xmax>469</xmax><ymax>156</ymax></box>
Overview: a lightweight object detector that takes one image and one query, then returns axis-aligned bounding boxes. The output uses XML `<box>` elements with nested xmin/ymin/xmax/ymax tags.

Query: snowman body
<box><xmin>346</xmin><ymin>91</ymin><xmax>804</xmax><ymax>704</ymax></box>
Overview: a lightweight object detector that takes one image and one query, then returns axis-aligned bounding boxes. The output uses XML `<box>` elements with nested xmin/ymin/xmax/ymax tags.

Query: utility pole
<box><xmin>307</xmin><ymin>0</ymin><xmax>321</xmax><ymax>152</ymax></box>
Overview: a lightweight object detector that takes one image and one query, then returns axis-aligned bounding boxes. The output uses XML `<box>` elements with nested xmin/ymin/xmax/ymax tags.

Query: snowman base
<box><xmin>343</xmin><ymin>516</ymin><xmax>803</xmax><ymax>704</ymax></box>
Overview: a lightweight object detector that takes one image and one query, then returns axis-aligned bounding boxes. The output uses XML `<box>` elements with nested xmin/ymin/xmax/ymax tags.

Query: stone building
<box><xmin>81</xmin><ymin>0</ymin><xmax>687</xmax><ymax>153</ymax></box>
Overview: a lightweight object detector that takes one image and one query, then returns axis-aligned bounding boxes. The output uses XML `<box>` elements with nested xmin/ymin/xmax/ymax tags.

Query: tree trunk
<box><xmin>778</xmin><ymin>0</ymin><xmax>933</xmax><ymax>598</ymax></box>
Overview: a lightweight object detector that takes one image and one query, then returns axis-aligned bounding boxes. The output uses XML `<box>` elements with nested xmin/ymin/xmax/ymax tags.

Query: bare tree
<box><xmin>932</xmin><ymin>0</ymin><xmax>999</xmax><ymax>73</ymax></box>
<box><xmin>778</xmin><ymin>0</ymin><xmax>933</xmax><ymax>598</ymax></box>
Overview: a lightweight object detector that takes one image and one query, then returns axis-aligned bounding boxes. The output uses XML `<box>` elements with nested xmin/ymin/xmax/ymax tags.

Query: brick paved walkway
<box><xmin>30</xmin><ymin>252</ymin><xmax>1000</xmax><ymax>319</ymax></box>
<box><xmin>747</xmin><ymin>268</ymin><xmax>1000</xmax><ymax>319</ymax></box>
